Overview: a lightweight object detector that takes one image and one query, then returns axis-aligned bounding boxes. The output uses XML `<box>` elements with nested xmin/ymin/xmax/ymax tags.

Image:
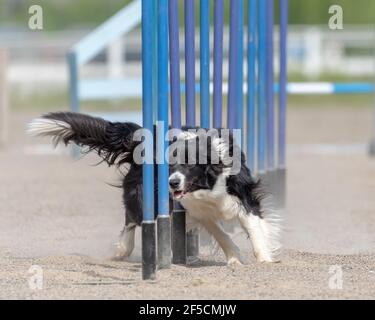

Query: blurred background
<box><xmin>1</xmin><ymin>0</ymin><xmax>375</xmax><ymax>111</ymax></box>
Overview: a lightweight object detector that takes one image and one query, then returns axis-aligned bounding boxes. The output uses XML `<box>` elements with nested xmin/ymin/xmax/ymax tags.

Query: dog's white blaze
<box><xmin>169</xmin><ymin>171</ymin><xmax>186</xmax><ymax>190</ymax></box>
<box><xmin>178</xmin><ymin>131</ymin><xmax>198</xmax><ymax>140</ymax></box>
<box><xmin>212</xmin><ymin>137</ymin><xmax>229</xmax><ymax>162</ymax></box>
<box><xmin>27</xmin><ymin>118</ymin><xmax>73</xmax><ymax>146</ymax></box>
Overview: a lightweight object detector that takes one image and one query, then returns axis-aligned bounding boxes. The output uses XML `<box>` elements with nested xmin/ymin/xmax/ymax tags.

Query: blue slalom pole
<box><xmin>213</xmin><ymin>0</ymin><xmax>224</xmax><ymax>128</ymax></box>
<box><xmin>152</xmin><ymin>0</ymin><xmax>158</xmax><ymax>124</ymax></box>
<box><xmin>157</xmin><ymin>0</ymin><xmax>171</xmax><ymax>269</ymax></box>
<box><xmin>276</xmin><ymin>0</ymin><xmax>288</xmax><ymax>207</ymax></box>
<box><xmin>185</xmin><ymin>0</ymin><xmax>200</xmax><ymax>259</ymax></box>
<box><xmin>257</xmin><ymin>0</ymin><xmax>267</xmax><ymax>175</ymax></box>
<box><xmin>169</xmin><ymin>0</ymin><xmax>187</xmax><ymax>265</ymax></box>
<box><xmin>266</xmin><ymin>0</ymin><xmax>275</xmax><ymax>171</ymax></box>
<box><xmin>279</xmin><ymin>0</ymin><xmax>288</xmax><ymax>170</ymax></box>
<box><xmin>200</xmin><ymin>0</ymin><xmax>210</xmax><ymax>129</ymax></box>
<box><xmin>235</xmin><ymin>0</ymin><xmax>244</xmax><ymax>141</ymax></box>
<box><xmin>185</xmin><ymin>0</ymin><xmax>196</xmax><ymax>127</ymax></box>
<box><xmin>169</xmin><ymin>0</ymin><xmax>182</xmax><ymax>129</ymax></box>
<box><xmin>247</xmin><ymin>0</ymin><xmax>257</xmax><ymax>173</ymax></box>
<box><xmin>141</xmin><ymin>0</ymin><xmax>156</xmax><ymax>280</ymax></box>
<box><xmin>227</xmin><ymin>0</ymin><xmax>239</xmax><ymax>130</ymax></box>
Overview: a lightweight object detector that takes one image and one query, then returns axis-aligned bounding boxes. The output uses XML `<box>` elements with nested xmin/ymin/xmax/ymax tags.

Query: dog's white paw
<box><xmin>111</xmin><ymin>242</ymin><xmax>132</xmax><ymax>261</ymax></box>
<box><xmin>254</xmin><ymin>251</ymin><xmax>280</xmax><ymax>263</ymax></box>
<box><xmin>227</xmin><ymin>257</ymin><xmax>243</xmax><ymax>270</ymax></box>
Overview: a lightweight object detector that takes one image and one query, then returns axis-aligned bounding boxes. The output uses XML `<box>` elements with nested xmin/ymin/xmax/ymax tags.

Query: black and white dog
<box><xmin>28</xmin><ymin>112</ymin><xmax>281</xmax><ymax>266</ymax></box>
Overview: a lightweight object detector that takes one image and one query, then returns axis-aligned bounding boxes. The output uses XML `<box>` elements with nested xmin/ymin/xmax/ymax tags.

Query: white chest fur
<box><xmin>180</xmin><ymin>174</ymin><xmax>246</xmax><ymax>222</ymax></box>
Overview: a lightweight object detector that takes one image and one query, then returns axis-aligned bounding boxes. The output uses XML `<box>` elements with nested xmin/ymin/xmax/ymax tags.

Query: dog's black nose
<box><xmin>169</xmin><ymin>178</ymin><xmax>181</xmax><ymax>189</ymax></box>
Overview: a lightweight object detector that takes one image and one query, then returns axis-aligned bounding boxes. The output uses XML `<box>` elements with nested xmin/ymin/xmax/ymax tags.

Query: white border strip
<box><xmin>287</xmin><ymin>83</ymin><xmax>334</xmax><ymax>95</ymax></box>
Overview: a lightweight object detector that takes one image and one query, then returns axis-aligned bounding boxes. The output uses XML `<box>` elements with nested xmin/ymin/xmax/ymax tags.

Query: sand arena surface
<box><xmin>0</xmin><ymin>108</ymin><xmax>374</xmax><ymax>299</ymax></box>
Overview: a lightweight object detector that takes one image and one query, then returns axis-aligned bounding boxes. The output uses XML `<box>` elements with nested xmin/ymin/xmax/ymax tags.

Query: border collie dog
<box><xmin>28</xmin><ymin>112</ymin><xmax>281</xmax><ymax>266</ymax></box>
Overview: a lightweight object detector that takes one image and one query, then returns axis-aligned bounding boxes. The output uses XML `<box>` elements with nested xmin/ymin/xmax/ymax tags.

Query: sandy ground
<box><xmin>0</xmin><ymin>107</ymin><xmax>375</xmax><ymax>300</ymax></box>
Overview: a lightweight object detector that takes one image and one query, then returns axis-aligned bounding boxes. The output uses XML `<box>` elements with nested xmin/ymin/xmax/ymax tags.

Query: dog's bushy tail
<box><xmin>28</xmin><ymin>112</ymin><xmax>141</xmax><ymax>166</ymax></box>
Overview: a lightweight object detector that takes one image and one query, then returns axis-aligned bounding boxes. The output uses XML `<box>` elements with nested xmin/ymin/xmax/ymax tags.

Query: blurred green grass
<box><xmin>10</xmin><ymin>88</ymin><xmax>373</xmax><ymax>114</ymax></box>
<box><xmin>2</xmin><ymin>0</ymin><xmax>375</xmax><ymax>31</ymax></box>
<box><xmin>10</xmin><ymin>87</ymin><xmax>142</xmax><ymax>112</ymax></box>
<box><xmin>288</xmin><ymin>72</ymin><xmax>374</xmax><ymax>83</ymax></box>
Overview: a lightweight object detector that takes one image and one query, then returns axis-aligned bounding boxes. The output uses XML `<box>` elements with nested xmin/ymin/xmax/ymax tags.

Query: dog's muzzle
<box><xmin>168</xmin><ymin>173</ymin><xmax>186</xmax><ymax>199</ymax></box>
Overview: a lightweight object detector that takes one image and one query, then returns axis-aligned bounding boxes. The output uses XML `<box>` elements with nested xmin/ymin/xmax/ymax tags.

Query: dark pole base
<box><xmin>157</xmin><ymin>216</ymin><xmax>171</xmax><ymax>269</ymax></box>
<box><xmin>142</xmin><ymin>222</ymin><xmax>156</xmax><ymax>280</ymax></box>
<box><xmin>172</xmin><ymin>202</ymin><xmax>187</xmax><ymax>265</ymax></box>
<box><xmin>369</xmin><ymin>139</ymin><xmax>375</xmax><ymax>157</ymax></box>
<box><xmin>187</xmin><ymin>229</ymin><xmax>199</xmax><ymax>259</ymax></box>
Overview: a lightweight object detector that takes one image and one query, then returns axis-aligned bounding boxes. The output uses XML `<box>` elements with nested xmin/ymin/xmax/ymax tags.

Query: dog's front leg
<box><xmin>200</xmin><ymin>219</ymin><xmax>243</xmax><ymax>267</ymax></box>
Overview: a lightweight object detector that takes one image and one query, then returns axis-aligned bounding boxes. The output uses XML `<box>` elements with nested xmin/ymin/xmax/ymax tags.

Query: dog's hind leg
<box><xmin>113</xmin><ymin>223</ymin><xmax>136</xmax><ymax>260</ymax></box>
<box><xmin>238</xmin><ymin>211</ymin><xmax>281</xmax><ymax>263</ymax></box>
<box><xmin>200</xmin><ymin>219</ymin><xmax>243</xmax><ymax>267</ymax></box>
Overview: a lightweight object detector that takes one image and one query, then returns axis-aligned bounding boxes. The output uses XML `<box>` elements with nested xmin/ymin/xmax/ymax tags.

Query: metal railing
<box><xmin>67</xmin><ymin>0</ymin><xmax>141</xmax><ymax>112</ymax></box>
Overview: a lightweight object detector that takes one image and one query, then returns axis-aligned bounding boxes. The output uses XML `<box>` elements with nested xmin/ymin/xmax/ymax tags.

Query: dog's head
<box><xmin>168</xmin><ymin>131</ymin><xmax>241</xmax><ymax>200</ymax></box>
